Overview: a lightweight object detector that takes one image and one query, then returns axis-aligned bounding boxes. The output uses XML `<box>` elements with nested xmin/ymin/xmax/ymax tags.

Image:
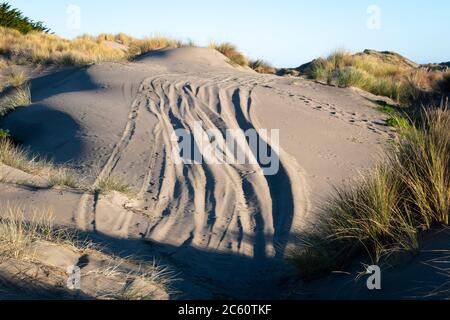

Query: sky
<box><xmin>8</xmin><ymin>0</ymin><xmax>450</xmax><ymax>67</ymax></box>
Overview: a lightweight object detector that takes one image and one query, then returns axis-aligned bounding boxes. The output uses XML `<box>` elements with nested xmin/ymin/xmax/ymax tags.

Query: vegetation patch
<box><xmin>288</xmin><ymin>104</ymin><xmax>450</xmax><ymax>280</ymax></box>
<box><xmin>209</xmin><ymin>42</ymin><xmax>249</xmax><ymax>67</ymax></box>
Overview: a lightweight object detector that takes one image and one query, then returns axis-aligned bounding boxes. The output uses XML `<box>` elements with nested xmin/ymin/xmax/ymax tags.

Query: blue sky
<box><xmin>8</xmin><ymin>0</ymin><xmax>450</xmax><ymax>67</ymax></box>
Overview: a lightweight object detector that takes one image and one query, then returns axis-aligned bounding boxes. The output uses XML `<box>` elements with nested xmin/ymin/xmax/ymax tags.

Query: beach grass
<box><xmin>288</xmin><ymin>104</ymin><xmax>450</xmax><ymax>279</ymax></box>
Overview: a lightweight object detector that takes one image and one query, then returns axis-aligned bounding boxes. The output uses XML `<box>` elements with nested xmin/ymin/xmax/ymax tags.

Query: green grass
<box><xmin>288</xmin><ymin>105</ymin><xmax>450</xmax><ymax>279</ymax></box>
<box><xmin>95</xmin><ymin>174</ymin><xmax>134</xmax><ymax>196</ymax></box>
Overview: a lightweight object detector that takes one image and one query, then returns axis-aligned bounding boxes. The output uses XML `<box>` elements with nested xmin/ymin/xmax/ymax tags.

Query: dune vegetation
<box><xmin>208</xmin><ymin>42</ymin><xmax>249</xmax><ymax>67</ymax></box>
<box><xmin>0</xmin><ymin>205</ymin><xmax>172</xmax><ymax>299</ymax></box>
<box><xmin>0</xmin><ymin>84</ymin><xmax>31</xmax><ymax>116</ymax></box>
<box><xmin>288</xmin><ymin>103</ymin><xmax>450</xmax><ymax>279</ymax></box>
<box><xmin>304</xmin><ymin>50</ymin><xmax>448</xmax><ymax>104</ymax></box>
<box><xmin>249</xmin><ymin>59</ymin><xmax>276</xmax><ymax>74</ymax></box>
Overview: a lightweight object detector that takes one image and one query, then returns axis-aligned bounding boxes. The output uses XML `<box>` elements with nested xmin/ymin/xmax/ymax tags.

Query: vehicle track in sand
<box><xmin>75</xmin><ymin>70</ymin><xmax>386</xmax><ymax>298</ymax></box>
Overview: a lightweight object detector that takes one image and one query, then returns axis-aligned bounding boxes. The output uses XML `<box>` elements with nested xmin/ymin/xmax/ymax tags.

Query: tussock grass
<box><xmin>128</xmin><ymin>36</ymin><xmax>181</xmax><ymax>56</ymax></box>
<box><xmin>288</xmin><ymin>105</ymin><xmax>450</xmax><ymax>279</ymax></box>
<box><xmin>209</xmin><ymin>42</ymin><xmax>248</xmax><ymax>67</ymax></box>
<box><xmin>0</xmin><ymin>27</ymin><xmax>126</xmax><ymax>65</ymax></box>
<box><xmin>5</xmin><ymin>70</ymin><xmax>27</xmax><ymax>87</ymax></box>
<box><xmin>0</xmin><ymin>84</ymin><xmax>31</xmax><ymax>116</ymax></box>
<box><xmin>96</xmin><ymin>174</ymin><xmax>134</xmax><ymax>196</ymax></box>
<box><xmin>0</xmin><ymin>27</ymin><xmax>192</xmax><ymax>66</ymax></box>
<box><xmin>304</xmin><ymin>50</ymin><xmax>442</xmax><ymax>103</ymax></box>
<box><xmin>48</xmin><ymin>167</ymin><xmax>81</xmax><ymax>189</ymax></box>
<box><xmin>249</xmin><ymin>59</ymin><xmax>276</xmax><ymax>74</ymax></box>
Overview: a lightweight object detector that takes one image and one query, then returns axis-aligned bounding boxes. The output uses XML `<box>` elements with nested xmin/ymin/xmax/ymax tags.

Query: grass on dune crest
<box><xmin>249</xmin><ymin>59</ymin><xmax>276</xmax><ymax>74</ymax></box>
<box><xmin>0</xmin><ymin>27</ymin><xmax>128</xmax><ymax>65</ymax></box>
<box><xmin>288</xmin><ymin>103</ymin><xmax>450</xmax><ymax>280</ymax></box>
<box><xmin>209</xmin><ymin>42</ymin><xmax>249</xmax><ymax>67</ymax></box>
<box><xmin>304</xmin><ymin>50</ymin><xmax>446</xmax><ymax>104</ymax></box>
<box><xmin>0</xmin><ymin>27</ymin><xmax>196</xmax><ymax>66</ymax></box>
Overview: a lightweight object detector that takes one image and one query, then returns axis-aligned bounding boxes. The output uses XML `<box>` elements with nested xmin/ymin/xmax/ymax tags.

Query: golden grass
<box><xmin>0</xmin><ymin>84</ymin><xmax>31</xmax><ymax>116</ymax></box>
<box><xmin>5</xmin><ymin>70</ymin><xmax>28</xmax><ymax>87</ymax></box>
<box><xmin>209</xmin><ymin>41</ymin><xmax>248</xmax><ymax>67</ymax></box>
<box><xmin>0</xmin><ymin>27</ymin><xmax>126</xmax><ymax>65</ymax></box>
<box><xmin>128</xmin><ymin>36</ymin><xmax>181</xmax><ymax>56</ymax></box>
<box><xmin>288</xmin><ymin>105</ymin><xmax>450</xmax><ymax>279</ymax></box>
<box><xmin>0</xmin><ymin>57</ymin><xmax>7</xmax><ymax>69</ymax></box>
<box><xmin>0</xmin><ymin>27</ymin><xmax>192</xmax><ymax>66</ymax></box>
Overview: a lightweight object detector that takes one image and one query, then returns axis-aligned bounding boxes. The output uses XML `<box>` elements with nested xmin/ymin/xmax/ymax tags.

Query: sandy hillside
<box><xmin>0</xmin><ymin>47</ymin><xmax>395</xmax><ymax>299</ymax></box>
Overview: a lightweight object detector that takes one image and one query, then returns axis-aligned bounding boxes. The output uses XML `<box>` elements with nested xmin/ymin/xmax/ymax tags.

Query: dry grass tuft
<box><xmin>128</xmin><ymin>36</ymin><xmax>181</xmax><ymax>56</ymax></box>
<box><xmin>0</xmin><ymin>84</ymin><xmax>31</xmax><ymax>116</ymax></box>
<box><xmin>209</xmin><ymin>42</ymin><xmax>248</xmax><ymax>67</ymax></box>
<box><xmin>5</xmin><ymin>70</ymin><xmax>28</xmax><ymax>87</ymax></box>
<box><xmin>249</xmin><ymin>59</ymin><xmax>276</xmax><ymax>74</ymax></box>
<box><xmin>95</xmin><ymin>174</ymin><xmax>134</xmax><ymax>196</ymax></box>
<box><xmin>0</xmin><ymin>206</ymin><xmax>78</xmax><ymax>260</ymax></box>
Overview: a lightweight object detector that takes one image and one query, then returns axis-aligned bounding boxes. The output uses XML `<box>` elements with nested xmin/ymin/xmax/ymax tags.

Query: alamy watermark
<box><xmin>170</xmin><ymin>122</ymin><xmax>280</xmax><ymax>176</ymax></box>
<box><xmin>66</xmin><ymin>4</ymin><xmax>81</xmax><ymax>31</ymax></box>
<box><xmin>67</xmin><ymin>265</ymin><xmax>81</xmax><ymax>290</ymax></box>
<box><xmin>366</xmin><ymin>265</ymin><xmax>382</xmax><ymax>290</ymax></box>
<box><xmin>366</xmin><ymin>5</ymin><xmax>382</xmax><ymax>30</ymax></box>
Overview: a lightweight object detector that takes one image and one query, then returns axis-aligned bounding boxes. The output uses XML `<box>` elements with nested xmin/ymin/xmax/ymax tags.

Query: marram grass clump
<box><xmin>288</xmin><ymin>105</ymin><xmax>450</xmax><ymax>279</ymax></box>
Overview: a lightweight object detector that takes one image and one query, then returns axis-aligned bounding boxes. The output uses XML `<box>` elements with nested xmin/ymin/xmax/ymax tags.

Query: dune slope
<box><xmin>0</xmin><ymin>47</ymin><xmax>392</xmax><ymax>298</ymax></box>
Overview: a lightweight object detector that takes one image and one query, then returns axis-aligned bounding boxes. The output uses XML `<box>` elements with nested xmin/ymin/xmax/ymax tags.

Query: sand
<box><xmin>1</xmin><ymin>47</ymin><xmax>400</xmax><ymax>299</ymax></box>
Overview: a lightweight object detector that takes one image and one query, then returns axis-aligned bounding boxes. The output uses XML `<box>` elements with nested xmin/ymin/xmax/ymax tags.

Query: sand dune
<box><xmin>0</xmin><ymin>47</ymin><xmax>394</xmax><ymax>298</ymax></box>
